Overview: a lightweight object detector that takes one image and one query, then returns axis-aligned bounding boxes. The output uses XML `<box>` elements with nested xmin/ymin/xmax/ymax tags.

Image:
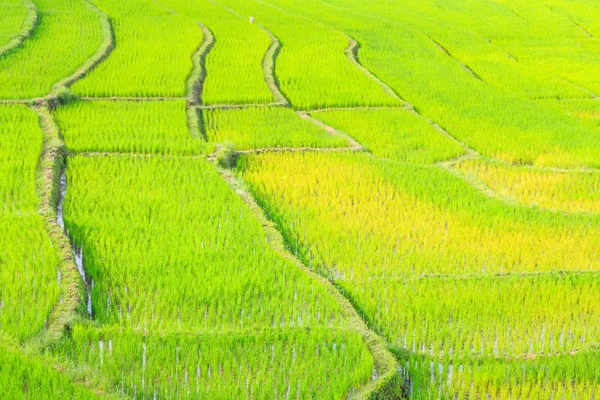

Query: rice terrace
<box><xmin>1</xmin><ymin>0</ymin><xmax>599</xmax><ymax>398</ymax></box>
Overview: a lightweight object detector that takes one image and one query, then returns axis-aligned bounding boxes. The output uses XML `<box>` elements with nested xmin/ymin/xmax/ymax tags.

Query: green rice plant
<box><xmin>358</xmin><ymin>274</ymin><xmax>600</xmax><ymax>357</ymax></box>
<box><xmin>63</xmin><ymin>156</ymin><xmax>348</xmax><ymax>332</ymax></box>
<box><xmin>0</xmin><ymin>342</ymin><xmax>100</xmax><ymax>399</ymax></box>
<box><xmin>0</xmin><ymin>0</ymin><xmax>102</xmax><ymax>99</ymax></box>
<box><xmin>541</xmin><ymin>98</ymin><xmax>600</xmax><ymax>128</ymax></box>
<box><xmin>453</xmin><ymin>158</ymin><xmax>600</xmax><ymax>213</ymax></box>
<box><xmin>203</xmin><ymin>107</ymin><xmax>348</xmax><ymax>150</ymax></box>
<box><xmin>0</xmin><ymin>215</ymin><xmax>61</xmax><ymax>342</ymax></box>
<box><xmin>214</xmin><ymin>0</ymin><xmax>400</xmax><ymax>110</ymax></box>
<box><xmin>54</xmin><ymin>100</ymin><xmax>204</xmax><ymax>155</ymax></box>
<box><xmin>240</xmin><ymin>152</ymin><xmax>600</xmax><ymax>279</ymax></box>
<box><xmin>239</xmin><ymin>151</ymin><xmax>600</xmax><ymax>397</ymax></box>
<box><xmin>313</xmin><ymin>108</ymin><xmax>465</xmax><ymax>163</ymax></box>
<box><xmin>158</xmin><ymin>0</ymin><xmax>277</xmax><ymax>105</ymax></box>
<box><xmin>0</xmin><ymin>105</ymin><xmax>60</xmax><ymax>342</ymax></box>
<box><xmin>260</xmin><ymin>0</ymin><xmax>600</xmax><ymax>167</ymax></box>
<box><xmin>57</xmin><ymin>325</ymin><xmax>373</xmax><ymax>399</ymax></box>
<box><xmin>71</xmin><ymin>0</ymin><xmax>202</xmax><ymax>97</ymax></box>
<box><xmin>0</xmin><ymin>1</ymin><xmax>29</xmax><ymax>50</ymax></box>
<box><xmin>0</xmin><ymin>105</ymin><xmax>41</xmax><ymax>213</ymax></box>
<box><xmin>401</xmin><ymin>350</ymin><xmax>600</xmax><ymax>399</ymax></box>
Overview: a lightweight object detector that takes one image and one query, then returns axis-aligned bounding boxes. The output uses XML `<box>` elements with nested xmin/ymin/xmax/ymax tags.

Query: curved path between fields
<box><xmin>0</xmin><ymin>0</ymin><xmax>38</xmax><ymax>58</ymax></box>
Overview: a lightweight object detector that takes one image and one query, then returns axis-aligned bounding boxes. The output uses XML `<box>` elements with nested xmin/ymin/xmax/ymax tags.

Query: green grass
<box><xmin>71</xmin><ymin>0</ymin><xmax>202</xmax><ymax>97</ymax></box>
<box><xmin>203</xmin><ymin>107</ymin><xmax>348</xmax><ymax>150</ymax></box>
<box><xmin>0</xmin><ymin>0</ymin><xmax>102</xmax><ymax>99</ymax></box>
<box><xmin>55</xmin><ymin>100</ymin><xmax>204</xmax><ymax>155</ymax></box>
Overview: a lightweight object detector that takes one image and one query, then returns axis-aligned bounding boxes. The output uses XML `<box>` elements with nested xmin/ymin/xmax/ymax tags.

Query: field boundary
<box><xmin>214</xmin><ymin>166</ymin><xmax>403</xmax><ymax>400</ymax></box>
<box><xmin>394</xmin><ymin>342</ymin><xmax>600</xmax><ymax>362</ymax></box>
<box><xmin>429</xmin><ymin>38</ymin><xmax>484</xmax><ymax>83</ymax></box>
<box><xmin>49</xmin><ymin>0</ymin><xmax>115</xmax><ymax>100</ymax></box>
<box><xmin>187</xmin><ymin>23</ymin><xmax>215</xmax><ymax>106</ymax></box>
<box><xmin>29</xmin><ymin>104</ymin><xmax>83</xmax><ymax>350</ymax></box>
<box><xmin>344</xmin><ymin>34</ymin><xmax>403</xmax><ymax>104</ymax></box>
<box><xmin>258</xmin><ymin>25</ymin><xmax>290</xmax><ymax>105</ymax></box>
<box><xmin>354</xmin><ymin>269</ymin><xmax>600</xmax><ymax>282</ymax></box>
<box><xmin>0</xmin><ymin>0</ymin><xmax>37</xmax><ymax>58</ymax></box>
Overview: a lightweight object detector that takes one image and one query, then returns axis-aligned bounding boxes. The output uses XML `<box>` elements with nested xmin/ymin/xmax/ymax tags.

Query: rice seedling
<box><xmin>240</xmin><ymin>152</ymin><xmax>600</xmax><ymax>279</ymax></box>
<box><xmin>157</xmin><ymin>0</ymin><xmax>277</xmax><ymax>105</ymax></box>
<box><xmin>400</xmin><ymin>350</ymin><xmax>600</xmax><ymax>399</ymax></box>
<box><xmin>541</xmin><ymin>98</ymin><xmax>600</xmax><ymax>128</ymax></box>
<box><xmin>0</xmin><ymin>0</ymin><xmax>102</xmax><ymax>99</ymax></box>
<box><xmin>358</xmin><ymin>274</ymin><xmax>600</xmax><ymax>357</ymax></box>
<box><xmin>453</xmin><ymin>158</ymin><xmax>600</xmax><ymax>213</ymax></box>
<box><xmin>239</xmin><ymin>151</ymin><xmax>600</xmax><ymax>394</ymax></box>
<box><xmin>0</xmin><ymin>105</ymin><xmax>41</xmax><ymax>213</ymax></box>
<box><xmin>213</xmin><ymin>0</ymin><xmax>401</xmax><ymax>110</ymax></box>
<box><xmin>0</xmin><ymin>106</ymin><xmax>60</xmax><ymax>342</ymax></box>
<box><xmin>0</xmin><ymin>215</ymin><xmax>61</xmax><ymax>342</ymax></box>
<box><xmin>57</xmin><ymin>325</ymin><xmax>373</xmax><ymax>399</ymax></box>
<box><xmin>71</xmin><ymin>0</ymin><xmax>202</xmax><ymax>97</ymax></box>
<box><xmin>262</xmin><ymin>0</ymin><xmax>600</xmax><ymax>167</ymax></box>
<box><xmin>203</xmin><ymin>107</ymin><xmax>348</xmax><ymax>150</ymax></box>
<box><xmin>0</xmin><ymin>341</ymin><xmax>100</xmax><ymax>399</ymax></box>
<box><xmin>313</xmin><ymin>108</ymin><xmax>465</xmax><ymax>163</ymax></box>
<box><xmin>54</xmin><ymin>100</ymin><xmax>204</xmax><ymax>155</ymax></box>
<box><xmin>63</xmin><ymin>155</ymin><xmax>350</xmax><ymax>332</ymax></box>
<box><xmin>0</xmin><ymin>1</ymin><xmax>29</xmax><ymax>50</ymax></box>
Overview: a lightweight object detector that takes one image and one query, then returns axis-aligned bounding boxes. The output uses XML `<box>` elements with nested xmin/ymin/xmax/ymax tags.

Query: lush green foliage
<box><xmin>0</xmin><ymin>106</ymin><xmax>60</xmax><ymax>342</ymax></box>
<box><xmin>241</xmin><ymin>153</ymin><xmax>600</xmax><ymax>277</ymax></box>
<box><xmin>0</xmin><ymin>106</ymin><xmax>41</xmax><ymax>213</ymax></box>
<box><xmin>158</xmin><ymin>0</ymin><xmax>276</xmax><ymax>105</ymax></box>
<box><xmin>55</xmin><ymin>100</ymin><xmax>203</xmax><ymax>155</ymax></box>
<box><xmin>0</xmin><ymin>0</ymin><xmax>102</xmax><ymax>99</ymax></box>
<box><xmin>71</xmin><ymin>0</ymin><xmax>202</xmax><ymax>97</ymax></box>
<box><xmin>313</xmin><ymin>108</ymin><xmax>464</xmax><ymax>162</ymax></box>
<box><xmin>60</xmin><ymin>155</ymin><xmax>373</xmax><ymax>397</ymax></box>
<box><xmin>215</xmin><ymin>0</ymin><xmax>400</xmax><ymax>109</ymax></box>
<box><xmin>58</xmin><ymin>325</ymin><xmax>372</xmax><ymax>399</ymax></box>
<box><xmin>240</xmin><ymin>151</ymin><xmax>600</xmax><ymax>396</ymax></box>
<box><xmin>64</xmin><ymin>156</ymin><xmax>348</xmax><ymax>331</ymax></box>
<box><xmin>454</xmin><ymin>158</ymin><xmax>600</xmax><ymax>213</ymax></box>
<box><xmin>0</xmin><ymin>342</ymin><xmax>99</xmax><ymax>399</ymax></box>
<box><xmin>0</xmin><ymin>1</ymin><xmax>28</xmax><ymax>49</ymax></box>
<box><xmin>401</xmin><ymin>350</ymin><xmax>600</xmax><ymax>399</ymax></box>
<box><xmin>204</xmin><ymin>107</ymin><xmax>348</xmax><ymax>150</ymax></box>
<box><xmin>264</xmin><ymin>0</ymin><xmax>600</xmax><ymax>167</ymax></box>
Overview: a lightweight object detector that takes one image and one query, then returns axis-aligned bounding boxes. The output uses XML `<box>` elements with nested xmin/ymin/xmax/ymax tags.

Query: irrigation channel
<box><xmin>56</xmin><ymin>170</ymin><xmax>93</xmax><ymax>319</ymax></box>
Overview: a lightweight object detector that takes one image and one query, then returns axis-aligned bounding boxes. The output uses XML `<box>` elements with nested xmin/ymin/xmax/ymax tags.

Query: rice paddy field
<box><xmin>0</xmin><ymin>0</ymin><xmax>598</xmax><ymax>398</ymax></box>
